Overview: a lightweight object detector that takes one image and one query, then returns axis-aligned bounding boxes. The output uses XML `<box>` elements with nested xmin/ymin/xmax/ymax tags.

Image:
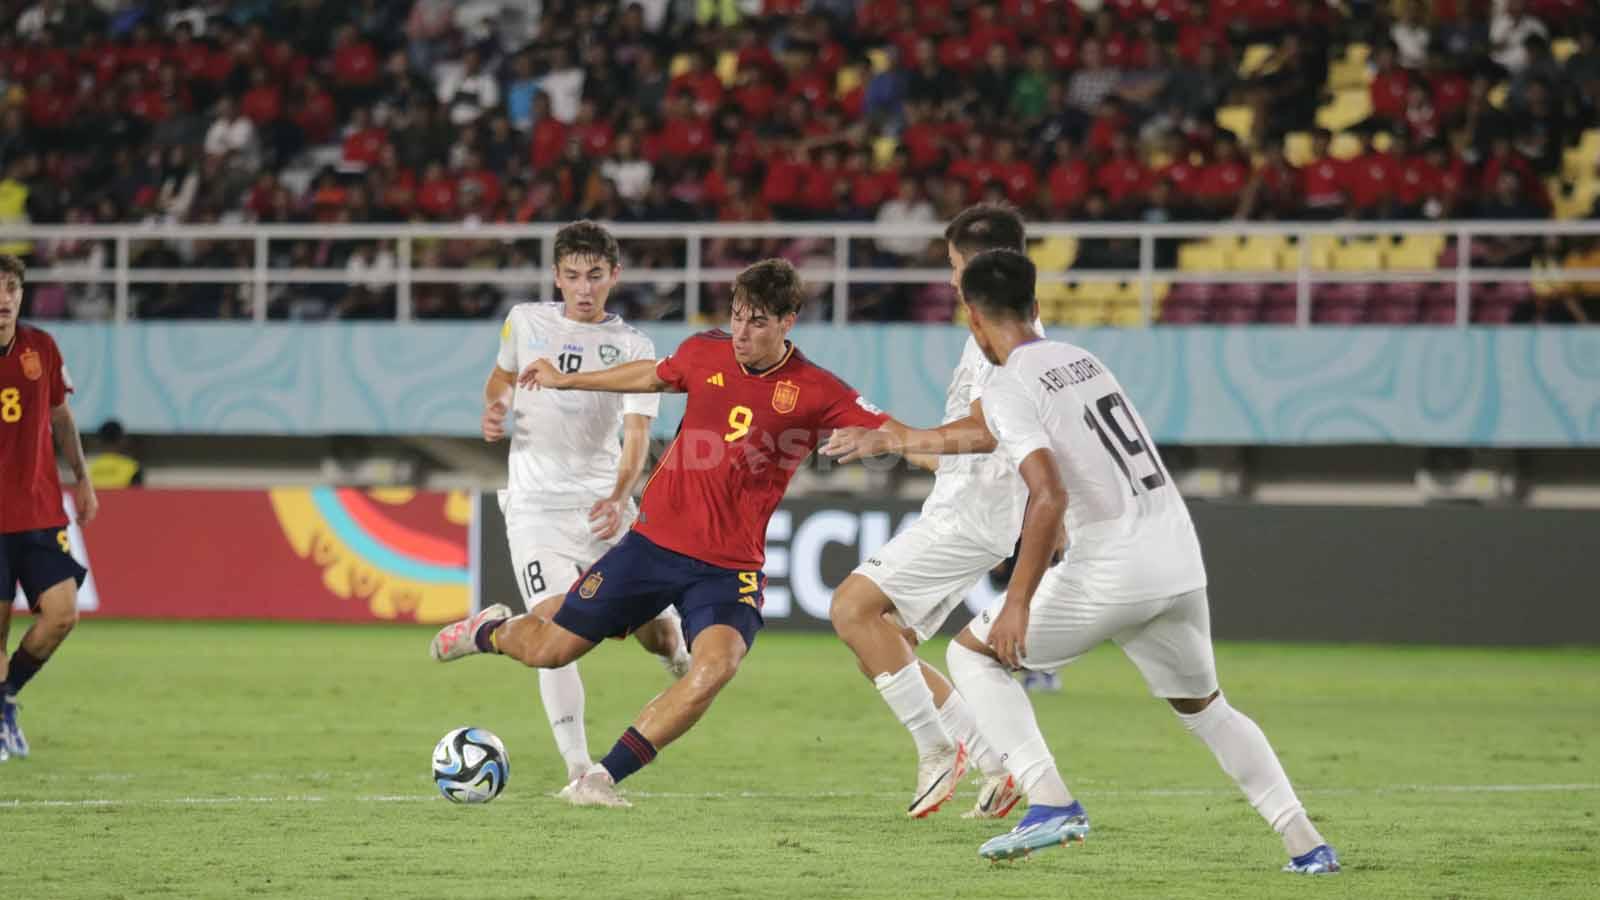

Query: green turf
<box><xmin>2</xmin><ymin>622</ymin><xmax>1596</xmax><ymax>899</ymax></box>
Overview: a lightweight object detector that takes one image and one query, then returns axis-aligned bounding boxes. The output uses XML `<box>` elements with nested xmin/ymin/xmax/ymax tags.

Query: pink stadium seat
<box><xmin>1213</xmin><ymin>300</ymin><xmax>1263</xmax><ymax>324</ymax></box>
<box><xmin>1421</xmin><ymin>299</ymin><xmax>1462</xmax><ymax>323</ymax></box>
<box><xmin>1168</xmin><ymin>282</ymin><xmax>1216</xmax><ymax>304</ymax></box>
<box><xmin>1473</xmin><ymin>301</ymin><xmax>1516</xmax><ymax>324</ymax></box>
<box><xmin>1158</xmin><ymin>302</ymin><xmax>1209</xmax><ymax>324</ymax></box>
<box><xmin>1261</xmin><ymin>300</ymin><xmax>1299</xmax><ymax>324</ymax></box>
<box><xmin>1370</xmin><ymin>299</ymin><xmax>1420</xmax><ymax>324</ymax></box>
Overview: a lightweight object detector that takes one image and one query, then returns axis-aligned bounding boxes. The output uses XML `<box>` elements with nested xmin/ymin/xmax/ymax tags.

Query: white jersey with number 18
<box><xmin>495</xmin><ymin>302</ymin><xmax>659</xmax><ymax>510</ymax></box>
<box><xmin>980</xmin><ymin>339</ymin><xmax>1207</xmax><ymax>604</ymax></box>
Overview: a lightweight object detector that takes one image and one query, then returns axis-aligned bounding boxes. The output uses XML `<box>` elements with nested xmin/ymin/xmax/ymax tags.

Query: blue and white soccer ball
<box><xmin>432</xmin><ymin>727</ymin><xmax>510</xmax><ymax>803</ymax></box>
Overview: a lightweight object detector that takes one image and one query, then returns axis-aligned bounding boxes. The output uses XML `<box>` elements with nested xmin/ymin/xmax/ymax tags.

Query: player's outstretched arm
<box><xmin>822</xmin><ymin>402</ymin><xmax>998</xmax><ymax>464</ymax></box>
<box><xmin>986</xmin><ymin>448</ymin><xmax>1068</xmax><ymax>669</ymax></box>
<box><xmin>519</xmin><ymin>358</ymin><xmax>674</xmax><ymax>394</ymax></box>
<box><xmin>50</xmin><ymin>401</ymin><xmax>97</xmax><ymax>524</ymax></box>
<box><xmin>482</xmin><ymin>366</ymin><xmax>516</xmax><ymax>441</ymax></box>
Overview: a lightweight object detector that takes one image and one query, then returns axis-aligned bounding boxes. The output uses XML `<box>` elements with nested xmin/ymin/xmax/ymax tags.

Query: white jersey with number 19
<box><xmin>979</xmin><ymin>339</ymin><xmax>1207</xmax><ymax>604</ymax></box>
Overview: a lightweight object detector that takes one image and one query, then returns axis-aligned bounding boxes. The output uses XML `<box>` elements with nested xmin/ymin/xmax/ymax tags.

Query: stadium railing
<box><xmin>3</xmin><ymin>220</ymin><xmax>1598</xmax><ymax>325</ymax></box>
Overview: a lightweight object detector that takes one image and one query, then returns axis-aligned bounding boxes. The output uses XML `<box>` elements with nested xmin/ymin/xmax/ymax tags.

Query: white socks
<box><xmin>873</xmin><ymin>661</ymin><xmax>954</xmax><ymax>757</ymax></box>
<box><xmin>538</xmin><ymin>662</ymin><xmax>591</xmax><ymax>779</ymax></box>
<box><xmin>946</xmin><ymin>642</ymin><xmax>1074</xmax><ymax>807</ymax></box>
<box><xmin>1177</xmin><ymin>694</ymin><xmax>1323</xmax><ymax>857</ymax></box>
<box><xmin>936</xmin><ymin>690</ymin><xmax>1005</xmax><ymax>778</ymax></box>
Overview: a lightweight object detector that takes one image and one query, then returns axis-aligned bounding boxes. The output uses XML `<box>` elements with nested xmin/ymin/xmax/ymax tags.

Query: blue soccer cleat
<box><xmin>1</xmin><ymin>694</ymin><xmax>27</xmax><ymax>758</ymax></box>
<box><xmin>1021</xmin><ymin>670</ymin><xmax>1062</xmax><ymax>693</ymax></box>
<box><xmin>1284</xmin><ymin>844</ymin><xmax>1341</xmax><ymax>875</ymax></box>
<box><xmin>978</xmin><ymin>801</ymin><xmax>1090</xmax><ymax>861</ymax></box>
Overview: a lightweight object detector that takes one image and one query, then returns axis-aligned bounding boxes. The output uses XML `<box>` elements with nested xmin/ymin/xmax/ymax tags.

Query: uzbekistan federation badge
<box><xmin>579</xmin><ymin>571</ymin><xmax>604</xmax><ymax>599</ymax></box>
<box><xmin>598</xmin><ymin>344</ymin><xmax>621</xmax><ymax>365</ymax></box>
<box><xmin>19</xmin><ymin>348</ymin><xmax>42</xmax><ymax>381</ymax></box>
<box><xmin>771</xmin><ymin>379</ymin><xmax>799</xmax><ymax>414</ymax></box>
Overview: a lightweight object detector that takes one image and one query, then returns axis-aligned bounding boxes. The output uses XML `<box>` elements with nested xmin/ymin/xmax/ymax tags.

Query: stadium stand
<box><xmin>0</xmin><ymin>0</ymin><xmax>1596</xmax><ymax>323</ymax></box>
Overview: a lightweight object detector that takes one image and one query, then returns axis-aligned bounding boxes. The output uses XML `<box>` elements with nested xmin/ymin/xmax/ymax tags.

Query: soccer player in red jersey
<box><xmin>430</xmin><ymin>259</ymin><xmax>893</xmax><ymax>806</ymax></box>
<box><xmin>0</xmin><ymin>254</ymin><xmax>96</xmax><ymax>760</ymax></box>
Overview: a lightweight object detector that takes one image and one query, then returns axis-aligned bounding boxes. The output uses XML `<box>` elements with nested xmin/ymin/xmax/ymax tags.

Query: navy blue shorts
<box><xmin>552</xmin><ymin>531</ymin><xmax>764</xmax><ymax>651</ymax></box>
<box><xmin>2</xmin><ymin>527</ymin><xmax>88</xmax><ymax>611</ymax></box>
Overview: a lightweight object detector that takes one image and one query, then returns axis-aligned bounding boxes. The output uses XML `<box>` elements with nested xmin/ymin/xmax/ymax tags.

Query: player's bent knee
<box><xmin>36</xmin><ymin>583</ymin><xmax>79</xmax><ymax>634</ymax></box>
<box><xmin>828</xmin><ymin>575</ymin><xmax>886</xmax><ymax>634</ymax></box>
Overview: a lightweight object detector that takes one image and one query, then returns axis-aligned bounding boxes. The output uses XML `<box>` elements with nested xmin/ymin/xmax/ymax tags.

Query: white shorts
<box><xmin>502</xmin><ymin>497</ymin><xmax>634</xmax><ymax>610</ymax></box>
<box><xmin>852</xmin><ymin>516</ymin><xmax>1008</xmax><ymax>641</ymax></box>
<box><xmin>967</xmin><ymin>572</ymin><xmax>1218</xmax><ymax>699</ymax></box>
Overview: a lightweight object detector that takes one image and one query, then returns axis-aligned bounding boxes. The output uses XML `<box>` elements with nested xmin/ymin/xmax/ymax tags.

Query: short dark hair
<box><xmin>943</xmin><ymin>203</ymin><xmax>1027</xmax><ymax>258</ymax></box>
<box><xmin>552</xmin><ymin>220</ymin><xmax>620</xmax><ymax>269</ymax></box>
<box><xmin>732</xmin><ymin>258</ymin><xmax>805</xmax><ymax>319</ymax></box>
<box><xmin>959</xmin><ymin>249</ymin><xmax>1036</xmax><ymax>320</ymax></box>
<box><xmin>0</xmin><ymin>254</ymin><xmax>23</xmax><ymax>284</ymax></box>
<box><xmin>99</xmin><ymin>419</ymin><xmax>125</xmax><ymax>443</ymax></box>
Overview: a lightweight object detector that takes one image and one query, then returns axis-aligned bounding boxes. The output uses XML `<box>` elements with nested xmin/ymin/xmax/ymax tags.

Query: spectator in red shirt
<box><xmin>240</xmin><ymin>66</ymin><xmax>283</xmax><ymax>126</ymax></box>
<box><xmin>1367</xmin><ymin>42</ymin><xmax>1411</xmax><ymax>128</ymax></box>
<box><xmin>670</xmin><ymin>49</ymin><xmax>726</xmax><ymax>115</ymax></box>
<box><xmin>331</xmin><ymin>24</ymin><xmax>380</xmax><ymax>105</ymax></box>
<box><xmin>1046</xmin><ymin>138</ymin><xmax>1093</xmax><ymax>215</ymax></box>
<box><xmin>1298</xmin><ymin>128</ymin><xmax>1346</xmax><ymax>219</ymax></box>
<box><xmin>529</xmin><ymin>94</ymin><xmax>568</xmax><ymax>171</ymax></box>
<box><xmin>1196</xmin><ymin>133</ymin><xmax>1253</xmax><ymax>216</ymax></box>
<box><xmin>656</xmin><ymin>94</ymin><xmax>713</xmax><ymax>161</ymax></box>
<box><xmin>416</xmin><ymin>163</ymin><xmax>458</xmax><ymax>220</ymax></box>
<box><xmin>991</xmin><ymin>138</ymin><xmax>1039</xmax><ymax>206</ymax></box>
<box><xmin>1346</xmin><ymin>132</ymin><xmax>1400</xmax><ymax>218</ymax></box>
<box><xmin>341</xmin><ymin>107</ymin><xmax>388</xmax><ymax>169</ymax></box>
<box><xmin>1095</xmin><ymin>132</ymin><xmax>1151</xmax><ymax>214</ymax></box>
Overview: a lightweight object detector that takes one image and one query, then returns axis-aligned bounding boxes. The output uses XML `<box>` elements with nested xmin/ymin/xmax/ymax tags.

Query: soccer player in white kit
<box><xmin>481</xmin><ymin>221</ymin><xmax>689</xmax><ymax>786</ymax></box>
<box><xmin>828</xmin><ymin>249</ymin><xmax>1340</xmax><ymax>874</ymax></box>
<box><xmin>827</xmin><ymin>205</ymin><xmax>1040</xmax><ymax>820</ymax></box>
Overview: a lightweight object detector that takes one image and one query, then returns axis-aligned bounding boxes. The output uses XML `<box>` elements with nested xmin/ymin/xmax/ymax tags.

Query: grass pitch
<box><xmin>2</xmin><ymin>621</ymin><xmax>1596</xmax><ymax>899</ymax></box>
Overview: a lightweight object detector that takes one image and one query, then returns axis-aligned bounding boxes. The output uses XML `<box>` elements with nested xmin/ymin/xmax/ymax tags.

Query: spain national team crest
<box><xmin>19</xmin><ymin>348</ymin><xmax>42</xmax><ymax>381</ymax></box>
<box><xmin>598</xmin><ymin>343</ymin><xmax>621</xmax><ymax>365</ymax></box>
<box><xmin>579</xmin><ymin>571</ymin><xmax>604</xmax><ymax>599</ymax></box>
<box><xmin>771</xmin><ymin>379</ymin><xmax>799</xmax><ymax>414</ymax></box>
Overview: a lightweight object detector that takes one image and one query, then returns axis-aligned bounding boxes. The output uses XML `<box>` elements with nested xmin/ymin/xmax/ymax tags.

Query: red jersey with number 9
<box><xmin>0</xmin><ymin>324</ymin><xmax>72</xmax><ymax>533</ymax></box>
<box><xmin>636</xmin><ymin>330</ymin><xmax>888</xmax><ymax>570</ymax></box>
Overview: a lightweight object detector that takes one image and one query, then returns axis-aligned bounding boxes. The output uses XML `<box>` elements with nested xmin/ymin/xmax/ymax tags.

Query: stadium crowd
<box><xmin>0</xmin><ymin>0</ymin><xmax>1596</xmax><ymax>322</ymax></box>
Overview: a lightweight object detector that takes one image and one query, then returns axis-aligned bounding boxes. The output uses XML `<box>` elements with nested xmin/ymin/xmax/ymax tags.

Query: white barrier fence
<box><xmin>3</xmin><ymin>220</ymin><xmax>1599</xmax><ymax>325</ymax></box>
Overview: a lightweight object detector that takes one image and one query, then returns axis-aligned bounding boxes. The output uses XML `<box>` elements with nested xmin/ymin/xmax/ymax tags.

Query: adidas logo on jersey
<box><xmin>706</xmin><ymin>373</ymin><xmax>725</xmax><ymax>386</ymax></box>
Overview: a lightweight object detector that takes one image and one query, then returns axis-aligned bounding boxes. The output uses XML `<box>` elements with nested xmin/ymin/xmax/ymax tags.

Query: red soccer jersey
<box><xmin>636</xmin><ymin>331</ymin><xmax>888</xmax><ymax>570</ymax></box>
<box><xmin>0</xmin><ymin>325</ymin><xmax>71</xmax><ymax>533</ymax></box>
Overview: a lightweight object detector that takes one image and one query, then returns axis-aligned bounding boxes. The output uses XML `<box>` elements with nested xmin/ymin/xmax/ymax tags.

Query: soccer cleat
<box><xmin>1284</xmin><ymin>844</ymin><xmax>1341</xmax><ymax>875</ymax></box>
<box><xmin>429</xmin><ymin>604</ymin><xmax>512</xmax><ymax>662</ymax></box>
<box><xmin>557</xmin><ymin>763</ymin><xmax>632</xmax><ymax>808</ymax></box>
<box><xmin>906</xmin><ymin>741</ymin><xmax>968</xmax><ymax>818</ymax></box>
<box><xmin>1021</xmin><ymin>669</ymin><xmax>1062</xmax><ymax>693</ymax></box>
<box><xmin>978</xmin><ymin>802</ymin><xmax>1090</xmax><ymax>862</ymax></box>
<box><xmin>1</xmin><ymin>695</ymin><xmax>26</xmax><ymax>758</ymax></box>
<box><xmin>963</xmin><ymin>773</ymin><xmax>1022</xmax><ymax>819</ymax></box>
<box><xmin>660</xmin><ymin>646</ymin><xmax>691</xmax><ymax>679</ymax></box>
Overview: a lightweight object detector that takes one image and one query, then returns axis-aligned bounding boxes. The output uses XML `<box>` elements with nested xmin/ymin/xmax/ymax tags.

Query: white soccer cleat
<box><xmin>907</xmin><ymin>741</ymin><xmax>968</xmax><ymax>818</ymax></box>
<box><xmin>429</xmin><ymin>604</ymin><xmax>512</xmax><ymax>662</ymax></box>
<box><xmin>660</xmin><ymin>642</ymin><xmax>691</xmax><ymax>679</ymax></box>
<box><xmin>963</xmin><ymin>773</ymin><xmax>1022</xmax><ymax>819</ymax></box>
<box><xmin>557</xmin><ymin>763</ymin><xmax>632</xmax><ymax>808</ymax></box>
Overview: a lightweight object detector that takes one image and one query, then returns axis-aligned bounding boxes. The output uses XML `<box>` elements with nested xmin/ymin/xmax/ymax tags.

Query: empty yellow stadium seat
<box><xmin>1062</xmin><ymin>302</ymin><xmax>1107</xmax><ymax>328</ymax></box>
<box><xmin>836</xmin><ymin>66</ymin><xmax>863</xmax><ymax>97</ymax></box>
<box><xmin>1108</xmin><ymin>304</ymin><xmax>1146</xmax><ymax>327</ymax></box>
<box><xmin>716</xmin><ymin>51</ymin><xmax>738</xmax><ymax>86</ymax></box>
<box><xmin>871</xmin><ymin>136</ymin><xmax>898</xmax><ymax>168</ymax></box>
<box><xmin>1330</xmin><ymin>132</ymin><xmax>1363</xmax><ymax>160</ymax></box>
<box><xmin>1178</xmin><ymin>242</ymin><xmax>1229</xmax><ymax>272</ymax></box>
<box><xmin>1284</xmin><ymin>132</ymin><xmax>1313</xmax><ymax>167</ymax></box>
<box><xmin>1328</xmin><ymin>57</ymin><xmax>1370</xmax><ymax>90</ymax></box>
<box><xmin>1037</xmin><ymin>279</ymin><xmax>1072</xmax><ymax>303</ymax></box>
<box><xmin>1239</xmin><ymin>44</ymin><xmax>1275</xmax><ymax>77</ymax></box>
<box><xmin>1552</xmin><ymin>38</ymin><xmax>1578</xmax><ymax>64</ymax></box>
<box><xmin>669</xmin><ymin>53</ymin><xmax>693</xmax><ymax>78</ymax></box>
<box><xmin>1331</xmin><ymin>241</ymin><xmax>1383</xmax><ymax>271</ymax></box>
<box><xmin>1076</xmin><ymin>281</ymin><xmax>1120</xmax><ymax>303</ymax></box>
<box><xmin>1316</xmin><ymin>89</ymin><xmax>1372</xmax><ymax>131</ymax></box>
<box><xmin>1235</xmin><ymin>235</ymin><xmax>1292</xmax><ymax>272</ymax></box>
<box><xmin>1309</xmin><ymin>235</ymin><xmax>1341</xmax><ymax>270</ymax></box>
<box><xmin>1386</xmin><ymin>241</ymin><xmax>1441</xmax><ymax>271</ymax></box>
<box><xmin>1488</xmin><ymin>83</ymin><xmax>1508</xmax><ymax>109</ymax></box>
<box><xmin>1217</xmin><ymin>105</ymin><xmax>1254</xmax><ymax>141</ymax></box>
<box><xmin>1029</xmin><ymin>236</ymin><xmax>1078</xmax><ymax>270</ymax></box>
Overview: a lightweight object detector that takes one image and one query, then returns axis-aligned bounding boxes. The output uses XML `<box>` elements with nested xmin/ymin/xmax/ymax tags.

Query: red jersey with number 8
<box><xmin>0</xmin><ymin>325</ymin><xmax>72</xmax><ymax>533</ymax></box>
<box><xmin>636</xmin><ymin>330</ymin><xmax>888</xmax><ymax>570</ymax></box>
